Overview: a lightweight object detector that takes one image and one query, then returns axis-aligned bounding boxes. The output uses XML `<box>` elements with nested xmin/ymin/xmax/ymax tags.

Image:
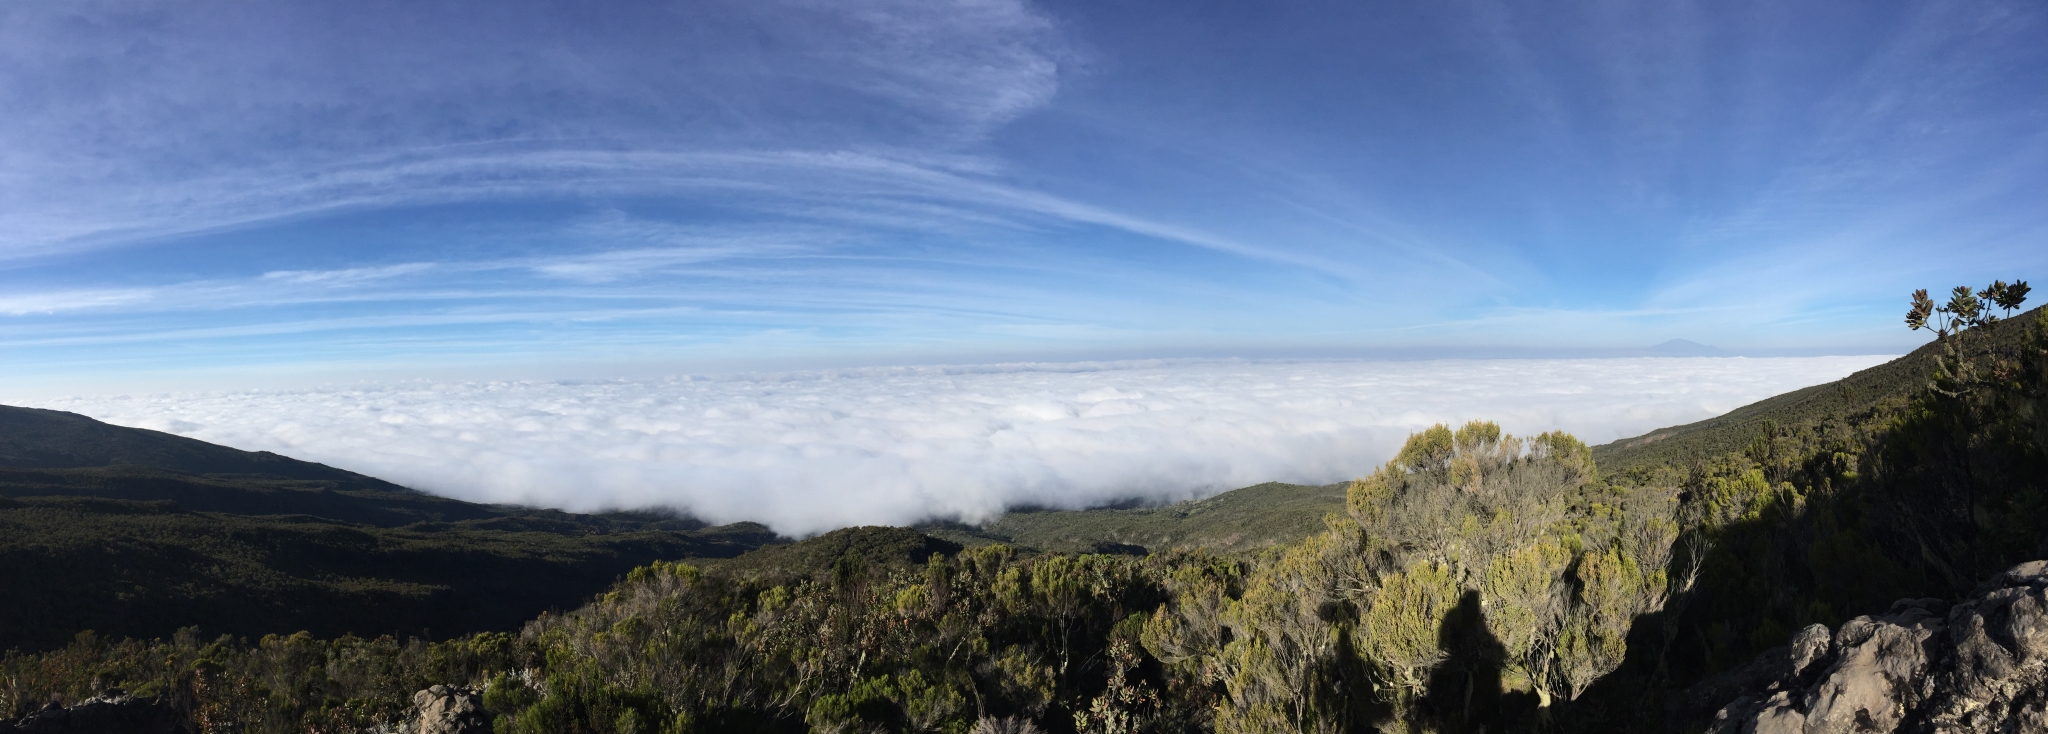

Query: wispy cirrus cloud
<box><xmin>0</xmin><ymin>0</ymin><xmax>1071</xmax><ymax>258</ymax></box>
<box><xmin>1</xmin><ymin>0</ymin><xmax>2043</xmax><ymax>381</ymax></box>
<box><xmin>0</xmin><ymin>289</ymin><xmax>156</xmax><ymax>316</ymax></box>
<box><xmin>261</xmin><ymin>263</ymin><xmax>438</xmax><ymax>286</ymax></box>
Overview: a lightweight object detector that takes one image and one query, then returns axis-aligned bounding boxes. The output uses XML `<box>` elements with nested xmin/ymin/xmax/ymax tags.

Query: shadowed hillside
<box><xmin>0</xmin><ymin>407</ymin><xmax>785</xmax><ymax>653</ymax></box>
<box><xmin>0</xmin><ymin>406</ymin><xmax>408</xmax><ymax>490</ymax></box>
<box><xmin>3</xmin><ymin>464</ymin><xmax>523</xmax><ymax>527</ymax></box>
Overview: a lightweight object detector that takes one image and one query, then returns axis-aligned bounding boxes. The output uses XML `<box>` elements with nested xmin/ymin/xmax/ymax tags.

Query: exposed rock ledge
<box><xmin>3</xmin><ymin>685</ymin><xmax>490</xmax><ymax>734</ymax></box>
<box><xmin>1708</xmin><ymin>560</ymin><xmax>2048</xmax><ymax>733</ymax></box>
<box><xmin>0</xmin><ymin>689</ymin><xmax>192</xmax><ymax>734</ymax></box>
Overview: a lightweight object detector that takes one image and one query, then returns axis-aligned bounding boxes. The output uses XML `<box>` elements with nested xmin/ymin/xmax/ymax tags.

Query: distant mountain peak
<box><xmin>1645</xmin><ymin>339</ymin><xmax>1727</xmax><ymax>356</ymax></box>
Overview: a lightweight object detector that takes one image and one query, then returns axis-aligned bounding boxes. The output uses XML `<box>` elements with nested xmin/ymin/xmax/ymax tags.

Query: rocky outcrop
<box><xmin>3</xmin><ymin>685</ymin><xmax>493</xmax><ymax>734</ymax></box>
<box><xmin>1708</xmin><ymin>560</ymin><xmax>2048</xmax><ymax>733</ymax></box>
<box><xmin>407</xmin><ymin>685</ymin><xmax>491</xmax><ymax>734</ymax></box>
<box><xmin>0</xmin><ymin>689</ymin><xmax>193</xmax><ymax>734</ymax></box>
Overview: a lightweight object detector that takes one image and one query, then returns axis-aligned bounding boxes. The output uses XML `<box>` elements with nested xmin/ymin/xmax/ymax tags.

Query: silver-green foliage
<box><xmin>1148</xmin><ymin>421</ymin><xmax>1680</xmax><ymax>732</ymax></box>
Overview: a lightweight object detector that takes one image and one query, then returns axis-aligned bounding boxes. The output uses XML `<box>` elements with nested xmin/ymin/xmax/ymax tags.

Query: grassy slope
<box><xmin>1593</xmin><ymin>306</ymin><xmax>2043</xmax><ymax>475</ymax></box>
<box><xmin>0</xmin><ymin>408</ymin><xmax>785</xmax><ymax>653</ymax></box>
<box><xmin>923</xmin><ymin>481</ymin><xmax>1348</xmax><ymax>554</ymax></box>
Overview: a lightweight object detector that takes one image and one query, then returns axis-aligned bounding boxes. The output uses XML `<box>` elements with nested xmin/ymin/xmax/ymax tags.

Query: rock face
<box><xmin>1709</xmin><ymin>560</ymin><xmax>2048</xmax><ymax>733</ymax></box>
<box><xmin>0</xmin><ymin>689</ymin><xmax>193</xmax><ymax>734</ymax></box>
<box><xmin>410</xmin><ymin>685</ymin><xmax>492</xmax><ymax>734</ymax></box>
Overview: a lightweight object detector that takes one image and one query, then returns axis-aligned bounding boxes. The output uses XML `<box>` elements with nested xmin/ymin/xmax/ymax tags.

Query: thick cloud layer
<box><xmin>28</xmin><ymin>357</ymin><xmax>1888</xmax><ymax>534</ymax></box>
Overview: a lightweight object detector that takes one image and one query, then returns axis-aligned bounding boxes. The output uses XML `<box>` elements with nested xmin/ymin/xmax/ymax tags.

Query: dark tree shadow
<box><xmin>1558</xmin><ymin>391</ymin><xmax>2048</xmax><ymax>733</ymax></box>
<box><xmin>1417</xmin><ymin>590</ymin><xmax>1534</xmax><ymax>733</ymax></box>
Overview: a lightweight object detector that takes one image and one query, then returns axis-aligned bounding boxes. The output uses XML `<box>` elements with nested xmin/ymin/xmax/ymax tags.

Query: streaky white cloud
<box><xmin>0</xmin><ymin>288</ymin><xmax>155</xmax><ymax>315</ymax></box>
<box><xmin>24</xmin><ymin>356</ymin><xmax>1891</xmax><ymax>535</ymax></box>
<box><xmin>261</xmin><ymin>263</ymin><xmax>437</xmax><ymax>285</ymax></box>
<box><xmin>0</xmin><ymin>0</ymin><xmax>1069</xmax><ymax>257</ymax></box>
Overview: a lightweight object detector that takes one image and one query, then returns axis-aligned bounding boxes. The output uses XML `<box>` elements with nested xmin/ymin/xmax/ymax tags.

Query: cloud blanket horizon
<box><xmin>24</xmin><ymin>356</ymin><xmax>1889</xmax><ymax>535</ymax></box>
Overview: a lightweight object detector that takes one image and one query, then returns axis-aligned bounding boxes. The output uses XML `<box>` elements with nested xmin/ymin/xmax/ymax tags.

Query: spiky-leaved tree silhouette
<box><xmin>1903</xmin><ymin>279</ymin><xmax>2030</xmax><ymax>578</ymax></box>
<box><xmin>1905</xmin><ymin>280</ymin><xmax>2030</xmax><ymax>397</ymax></box>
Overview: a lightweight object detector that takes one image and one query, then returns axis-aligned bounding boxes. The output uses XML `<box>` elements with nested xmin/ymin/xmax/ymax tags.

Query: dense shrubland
<box><xmin>1142</xmin><ymin>423</ymin><xmax>1679</xmax><ymax>733</ymax></box>
<box><xmin>0</xmin><ymin>425</ymin><xmax>1676</xmax><ymax>734</ymax></box>
<box><xmin>4</xmin><ymin>543</ymin><xmax>1186</xmax><ymax>733</ymax></box>
<box><xmin>3</xmin><ymin>287</ymin><xmax>2043</xmax><ymax>733</ymax></box>
<box><xmin>0</xmin><ymin>628</ymin><xmax>518</xmax><ymax>733</ymax></box>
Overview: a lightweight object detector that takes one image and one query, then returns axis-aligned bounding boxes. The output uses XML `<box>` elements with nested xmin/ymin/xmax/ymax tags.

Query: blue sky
<box><xmin>3</xmin><ymin>0</ymin><xmax>2044</xmax><ymax>389</ymax></box>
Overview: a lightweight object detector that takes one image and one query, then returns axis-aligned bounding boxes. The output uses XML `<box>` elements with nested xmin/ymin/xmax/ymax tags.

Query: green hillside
<box><xmin>924</xmin><ymin>480</ymin><xmax>1346</xmax><ymax>554</ymax></box>
<box><xmin>1593</xmin><ymin>304</ymin><xmax>2044</xmax><ymax>475</ymax></box>
<box><xmin>699</xmin><ymin>525</ymin><xmax>966</xmax><ymax>577</ymax></box>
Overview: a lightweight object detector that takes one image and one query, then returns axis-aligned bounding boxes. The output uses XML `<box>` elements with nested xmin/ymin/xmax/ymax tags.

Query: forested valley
<box><xmin>4</xmin><ymin>286</ymin><xmax>2045</xmax><ymax>734</ymax></box>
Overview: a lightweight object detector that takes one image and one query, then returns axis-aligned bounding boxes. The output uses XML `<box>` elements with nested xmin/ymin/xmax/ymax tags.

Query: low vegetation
<box><xmin>924</xmin><ymin>482</ymin><xmax>1346</xmax><ymax>556</ymax></box>
<box><xmin>0</xmin><ymin>491</ymin><xmax>776</xmax><ymax>653</ymax></box>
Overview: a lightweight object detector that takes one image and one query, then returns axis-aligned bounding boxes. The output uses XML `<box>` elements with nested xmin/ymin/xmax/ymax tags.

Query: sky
<box><xmin>1</xmin><ymin>0</ymin><xmax>2041</xmax><ymax>388</ymax></box>
<box><xmin>0</xmin><ymin>1</ymin><xmax>2041</xmax><ymax>525</ymax></box>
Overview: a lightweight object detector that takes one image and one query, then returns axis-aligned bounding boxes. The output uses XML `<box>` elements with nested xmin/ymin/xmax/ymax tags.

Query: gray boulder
<box><xmin>1709</xmin><ymin>560</ymin><xmax>2048</xmax><ymax>733</ymax></box>
<box><xmin>408</xmin><ymin>685</ymin><xmax>492</xmax><ymax>734</ymax></box>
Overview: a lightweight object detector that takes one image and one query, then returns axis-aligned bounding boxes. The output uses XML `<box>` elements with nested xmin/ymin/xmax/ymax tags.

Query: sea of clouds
<box><xmin>23</xmin><ymin>356</ymin><xmax>1891</xmax><ymax>535</ymax></box>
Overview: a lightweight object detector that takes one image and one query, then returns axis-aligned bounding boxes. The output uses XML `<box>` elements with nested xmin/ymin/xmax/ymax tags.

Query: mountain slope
<box><xmin>0</xmin><ymin>406</ymin><xmax>785</xmax><ymax>653</ymax></box>
<box><xmin>1593</xmin><ymin>305</ymin><xmax>2044</xmax><ymax>475</ymax></box>
<box><xmin>0</xmin><ymin>405</ymin><xmax>404</xmax><ymax>490</ymax></box>
<box><xmin>0</xmin><ymin>495</ymin><xmax>773</xmax><ymax>651</ymax></box>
